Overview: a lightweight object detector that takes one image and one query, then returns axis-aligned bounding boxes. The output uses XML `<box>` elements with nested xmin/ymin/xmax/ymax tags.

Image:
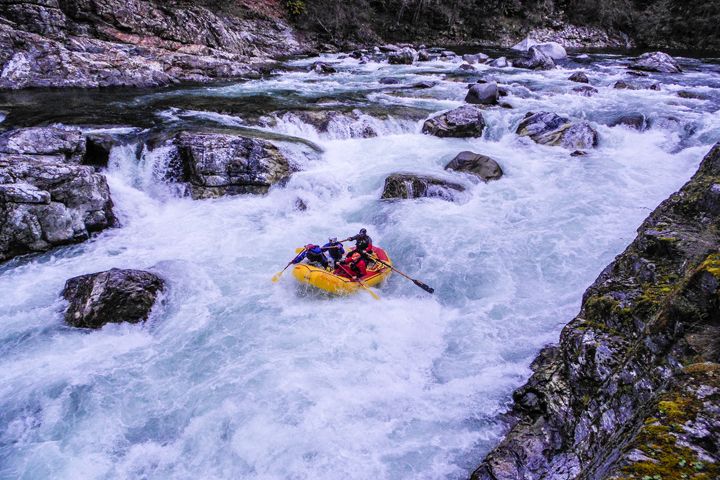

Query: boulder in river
<box><xmin>516</xmin><ymin>112</ymin><xmax>598</xmax><ymax>150</ymax></box>
<box><xmin>465</xmin><ymin>82</ymin><xmax>498</xmax><ymax>105</ymax></box>
<box><xmin>445</xmin><ymin>151</ymin><xmax>503</xmax><ymax>182</ymax></box>
<box><xmin>379</xmin><ymin>77</ymin><xmax>401</xmax><ymax>85</ymax></box>
<box><xmin>610</xmin><ymin>113</ymin><xmax>647</xmax><ymax>130</ymax></box>
<box><xmin>568</xmin><ymin>72</ymin><xmax>589</xmax><ymax>83</ymax></box>
<box><xmin>63</xmin><ymin>268</ymin><xmax>165</xmax><ymax>329</ymax></box>
<box><xmin>0</xmin><ymin>127</ymin><xmax>86</xmax><ymax>163</ymax></box>
<box><xmin>388</xmin><ymin>48</ymin><xmax>415</xmax><ymax>65</ymax></box>
<box><xmin>381</xmin><ymin>173</ymin><xmax>465</xmax><ymax>201</ymax></box>
<box><xmin>488</xmin><ymin>57</ymin><xmax>509</xmax><ymax>68</ymax></box>
<box><xmin>571</xmin><ymin>85</ymin><xmax>598</xmax><ymax>97</ymax></box>
<box><xmin>630</xmin><ymin>51</ymin><xmax>681</xmax><ymax>73</ymax></box>
<box><xmin>513</xmin><ymin>47</ymin><xmax>555</xmax><ymax>70</ymax></box>
<box><xmin>308</xmin><ymin>62</ymin><xmax>336</xmax><ymax>74</ymax></box>
<box><xmin>511</xmin><ymin>37</ymin><xmax>539</xmax><ymax>51</ymax></box>
<box><xmin>173</xmin><ymin>132</ymin><xmax>292</xmax><ymax>199</ymax></box>
<box><xmin>422</xmin><ymin>105</ymin><xmax>486</xmax><ymax>138</ymax></box>
<box><xmin>533</xmin><ymin>42</ymin><xmax>567</xmax><ymax>60</ymax></box>
<box><xmin>613</xmin><ymin>80</ymin><xmax>638</xmax><ymax>90</ymax></box>
<box><xmin>463</xmin><ymin>53</ymin><xmax>489</xmax><ymax>64</ymax></box>
<box><xmin>0</xmin><ymin>155</ymin><xmax>116</xmax><ymax>262</ymax></box>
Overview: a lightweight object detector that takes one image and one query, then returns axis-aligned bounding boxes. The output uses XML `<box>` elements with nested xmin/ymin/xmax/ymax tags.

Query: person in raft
<box><xmin>292</xmin><ymin>244</ymin><xmax>330</xmax><ymax>269</ymax></box>
<box><xmin>322</xmin><ymin>237</ymin><xmax>345</xmax><ymax>268</ymax></box>
<box><xmin>334</xmin><ymin>250</ymin><xmax>368</xmax><ymax>279</ymax></box>
<box><xmin>341</xmin><ymin>228</ymin><xmax>373</xmax><ymax>254</ymax></box>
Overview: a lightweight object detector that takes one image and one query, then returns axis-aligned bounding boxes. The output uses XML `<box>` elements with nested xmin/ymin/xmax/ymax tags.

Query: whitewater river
<box><xmin>1</xmin><ymin>50</ymin><xmax>719</xmax><ymax>479</ymax></box>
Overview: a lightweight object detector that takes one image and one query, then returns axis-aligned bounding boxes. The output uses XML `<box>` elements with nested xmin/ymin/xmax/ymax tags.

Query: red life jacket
<box><xmin>335</xmin><ymin>253</ymin><xmax>367</xmax><ymax>278</ymax></box>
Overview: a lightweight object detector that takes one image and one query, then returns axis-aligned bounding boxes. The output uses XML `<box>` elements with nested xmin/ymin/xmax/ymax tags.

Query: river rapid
<box><xmin>1</xmin><ymin>50</ymin><xmax>719</xmax><ymax>479</ymax></box>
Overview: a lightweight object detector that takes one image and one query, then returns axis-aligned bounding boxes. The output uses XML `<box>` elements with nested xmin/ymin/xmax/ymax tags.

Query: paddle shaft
<box><xmin>368</xmin><ymin>254</ymin><xmax>435</xmax><ymax>294</ymax></box>
<box><xmin>337</xmin><ymin>263</ymin><xmax>379</xmax><ymax>300</ymax></box>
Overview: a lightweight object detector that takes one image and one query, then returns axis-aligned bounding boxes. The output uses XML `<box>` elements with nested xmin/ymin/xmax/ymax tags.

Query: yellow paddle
<box><xmin>337</xmin><ymin>263</ymin><xmax>380</xmax><ymax>301</ymax></box>
<box><xmin>271</xmin><ymin>247</ymin><xmax>307</xmax><ymax>283</ymax></box>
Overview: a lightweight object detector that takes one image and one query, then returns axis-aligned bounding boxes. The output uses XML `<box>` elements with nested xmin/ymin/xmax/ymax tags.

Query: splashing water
<box><xmin>1</xmin><ymin>51</ymin><xmax>719</xmax><ymax>480</ymax></box>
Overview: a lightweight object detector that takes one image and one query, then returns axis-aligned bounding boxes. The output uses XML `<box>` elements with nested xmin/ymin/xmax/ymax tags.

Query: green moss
<box><xmin>697</xmin><ymin>253</ymin><xmax>720</xmax><ymax>278</ymax></box>
<box><xmin>618</xmin><ymin>387</ymin><xmax>720</xmax><ymax>480</ymax></box>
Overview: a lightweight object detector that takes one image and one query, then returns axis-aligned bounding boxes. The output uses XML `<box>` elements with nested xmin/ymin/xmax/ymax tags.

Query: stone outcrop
<box><xmin>422</xmin><ymin>105</ymin><xmax>486</xmax><ymax>138</ymax></box>
<box><xmin>571</xmin><ymin>85</ymin><xmax>598</xmax><ymax>97</ymax></box>
<box><xmin>169</xmin><ymin>132</ymin><xmax>292</xmax><ymax>199</ymax></box>
<box><xmin>610</xmin><ymin>113</ymin><xmax>647</xmax><ymax>130</ymax></box>
<box><xmin>473</xmin><ymin>143</ymin><xmax>720</xmax><ymax>480</ymax></box>
<box><xmin>381</xmin><ymin>173</ymin><xmax>465</xmax><ymax>201</ymax></box>
<box><xmin>513</xmin><ymin>46</ymin><xmax>555</xmax><ymax>70</ymax></box>
<box><xmin>516</xmin><ymin>112</ymin><xmax>598</xmax><ymax>150</ymax></box>
<box><xmin>445</xmin><ymin>151</ymin><xmax>503</xmax><ymax>182</ymax></box>
<box><xmin>0</xmin><ymin>155</ymin><xmax>116</xmax><ymax>262</ymax></box>
<box><xmin>63</xmin><ymin>268</ymin><xmax>165</xmax><ymax>328</ymax></box>
<box><xmin>568</xmin><ymin>72</ymin><xmax>589</xmax><ymax>83</ymax></box>
<box><xmin>0</xmin><ymin>127</ymin><xmax>86</xmax><ymax>163</ymax></box>
<box><xmin>0</xmin><ymin>0</ymin><xmax>303</xmax><ymax>89</ymax></box>
<box><xmin>465</xmin><ymin>82</ymin><xmax>498</xmax><ymax>105</ymax></box>
<box><xmin>388</xmin><ymin>47</ymin><xmax>415</xmax><ymax>64</ymax></box>
<box><xmin>630</xmin><ymin>51</ymin><xmax>682</xmax><ymax>74</ymax></box>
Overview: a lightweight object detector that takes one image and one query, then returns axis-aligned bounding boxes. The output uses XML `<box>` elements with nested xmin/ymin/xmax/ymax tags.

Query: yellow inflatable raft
<box><xmin>292</xmin><ymin>246</ymin><xmax>392</xmax><ymax>295</ymax></box>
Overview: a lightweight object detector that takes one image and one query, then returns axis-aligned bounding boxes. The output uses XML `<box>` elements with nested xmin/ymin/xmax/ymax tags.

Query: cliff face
<box><xmin>0</xmin><ymin>0</ymin><xmax>304</xmax><ymax>89</ymax></box>
<box><xmin>473</xmin><ymin>143</ymin><xmax>720</xmax><ymax>479</ymax></box>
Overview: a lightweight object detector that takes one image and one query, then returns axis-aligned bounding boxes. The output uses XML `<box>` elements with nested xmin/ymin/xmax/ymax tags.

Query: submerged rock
<box><xmin>422</xmin><ymin>105</ymin><xmax>486</xmax><ymax>138</ymax></box>
<box><xmin>571</xmin><ymin>85</ymin><xmax>598</xmax><ymax>97</ymax></box>
<box><xmin>513</xmin><ymin>46</ymin><xmax>555</xmax><ymax>70</ymax></box>
<box><xmin>568</xmin><ymin>72</ymin><xmax>589</xmax><ymax>83</ymax></box>
<box><xmin>472</xmin><ymin>142</ymin><xmax>720</xmax><ymax>480</ymax></box>
<box><xmin>381</xmin><ymin>173</ymin><xmax>464</xmax><ymax>201</ymax></box>
<box><xmin>465</xmin><ymin>82</ymin><xmax>498</xmax><ymax>105</ymax></box>
<box><xmin>445</xmin><ymin>151</ymin><xmax>503</xmax><ymax>182</ymax></box>
<box><xmin>63</xmin><ymin>268</ymin><xmax>165</xmax><ymax>329</ymax></box>
<box><xmin>0</xmin><ymin>127</ymin><xmax>85</xmax><ymax>163</ymax></box>
<box><xmin>610</xmin><ymin>113</ymin><xmax>647</xmax><ymax>130</ymax></box>
<box><xmin>517</xmin><ymin>112</ymin><xmax>598</xmax><ymax>150</ymax></box>
<box><xmin>630</xmin><ymin>51</ymin><xmax>682</xmax><ymax>73</ymax></box>
<box><xmin>309</xmin><ymin>62</ymin><xmax>336</xmax><ymax>74</ymax></box>
<box><xmin>0</xmin><ymin>155</ymin><xmax>116</xmax><ymax>262</ymax></box>
<box><xmin>173</xmin><ymin>132</ymin><xmax>292</xmax><ymax>199</ymax></box>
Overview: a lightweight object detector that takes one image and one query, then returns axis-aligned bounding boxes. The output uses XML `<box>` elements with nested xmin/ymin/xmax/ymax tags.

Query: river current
<box><xmin>1</xmin><ymin>51</ymin><xmax>719</xmax><ymax>479</ymax></box>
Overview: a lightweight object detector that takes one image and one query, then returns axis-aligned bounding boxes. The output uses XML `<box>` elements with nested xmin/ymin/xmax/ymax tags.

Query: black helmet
<box><xmin>359</xmin><ymin>228</ymin><xmax>367</xmax><ymax>235</ymax></box>
<box><xmin>329</xmin><ymin>237</ymin><xmax>337</xmax><ymax>243</ymax></box>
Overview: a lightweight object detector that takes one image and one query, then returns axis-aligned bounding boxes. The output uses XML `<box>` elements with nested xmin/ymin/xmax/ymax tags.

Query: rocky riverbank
<box><xmin>0</xmin><ymin>0</ymin><xmax>304</xmax><ymax>89</ymax></box>
<box><xmin>473</xmin><ymin>142</ymin><xmax>720</xmax><ymax>479</ymax></box>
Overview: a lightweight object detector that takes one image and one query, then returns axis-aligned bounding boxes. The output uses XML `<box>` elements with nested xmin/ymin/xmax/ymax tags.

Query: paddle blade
<box><xmin>271</xmin><ymin>271</ymin><xmax>284</xmax><ymax>283</ymax></box>
<box><xmin>366</xmin><ymin>288</ymin><xmax>381</xmax><ymax>301</ymax></box>
<box><xmin>414</xmin><ymin>280</ymin><xmax>434</xmax><ymax>294</ymax></box>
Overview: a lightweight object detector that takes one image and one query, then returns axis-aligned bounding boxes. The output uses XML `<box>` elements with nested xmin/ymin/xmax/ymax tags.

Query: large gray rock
<box><xmin>571</xmin><ymin>85</ymin><xmax>598</xmax><ymax>97</ymax></box>
<box><xmin>610</xmin><ymin>113</ymin><xmax>647</xmax><ymax>131</ymax></box>
<box><xmin>63</xmin><ymin>268</ymin><xmax>165</xmax><ymax>328</ymax></box>
<box><xmin>513</xmin><ymin>46</ymin><xmax>555</xmax><ymax>70</ymax></box>
<box><xmin>173</xmin><ymin>132</ymin><xmax>292</xmax><ymax>199</ymax></box>
<box><xmin>422</xmin><ymin>105</ymin><xmax>486</xmax><ymax>138</ymax></box>
<box><xmin>630</xmin><ymin>51</ymin><xmax>681</xmax><ymax>73</ymax></box>
<box><xmin>388</xmin><ymin>48</ymin><xmax>415</xmax><ymax>65</ymax></box>
<box><xmin>465</xmin><ymin>82</ymin><xmax>498</xmax><ymax>105</ymax></box>
<box><xmin>463</xmin><ymin>53</ymin><xmax>489</xmax><ymax>64</ymax></box>
<box><xmin>516</xmin><ymin>112</ymin><xmax>598</xmax><ymax>150</ymax></box>
<box><xmin>381</xmin><ymin>173</ymin><xmax>465</xmax><ymax>201</ymax></box>
<box><xmin>445</xmin><ymin>151</ymin><xmax>503</xmax><ymax>182</ymax></box>
<box><xmin>568</xmin><ymin>72</ymin><xmax>589</xmax><ymax>83</ymax></box>
<box><xmin>0</xmin><ymin>127</ymin><xmax>85</xmax><ymax>163</ymax></box>
<box><xmin>488</xmin><ymin>57</ymin><xmax>509</xmax><ymax>68</ymax></box>
<box><xmin>534</xmin><ymin>42</ymin><xmax>567</xmax><ymax>60</ymax></box>
<box><xmin>0</xmin><ymin>155</ymin><xmax>116</xmax><ymax>262</ymax></box>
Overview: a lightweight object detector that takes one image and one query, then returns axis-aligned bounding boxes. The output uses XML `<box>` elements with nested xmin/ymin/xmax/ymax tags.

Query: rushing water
<box><xmin>1</xmin><ymin>50</ymin><xmax>719</xmax><ymax>480</ymax></box>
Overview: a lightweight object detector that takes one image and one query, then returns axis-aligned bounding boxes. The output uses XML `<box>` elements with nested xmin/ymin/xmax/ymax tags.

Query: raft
<box><xmin>292</xmin><ymin>246</ymin><xmax>392</xmax><ymax>295</ymax></box>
